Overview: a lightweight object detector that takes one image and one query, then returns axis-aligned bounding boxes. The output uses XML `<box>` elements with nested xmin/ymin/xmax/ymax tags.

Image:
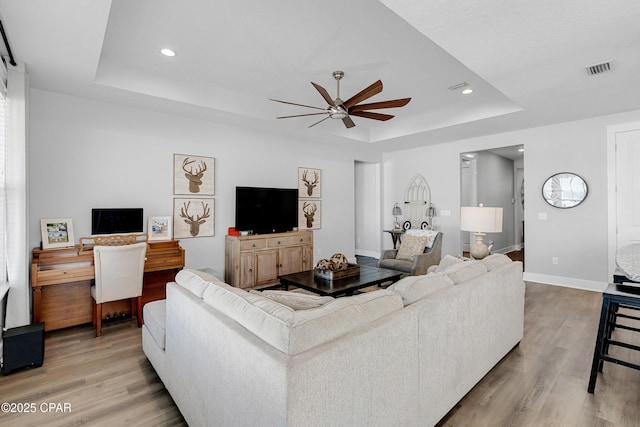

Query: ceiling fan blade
<box><xmin>350</xmin><ymin>111</ymin><xmax>395</xmax><ymax>121</ymax></box>
<box><xmin>342</xmin><ymin>116</ymin><xmax>356</xmax><ymax>128</ymax></box>
<box><xmin>311</xmin><ymin>82</ymin><xmax>335</xmax><ymax>106</ymax></box>
<box><xmin>308</xmin><ymin>115</ymin><xmax>331</xmax><ymax>128</ymax></box>
<box><xmin>349</xmin><ymin>98</ymin><xmax>411</xmax><ymax>113</ymax></box>
<box><xmin>343</xmin><ymin>80</ymin><xmax>383</xmax><ymax>110</ymax></box>
<box><xmin>270</xmin><ymin>98</ymin><xmax>327</xmax><ymax>111</ymax></box>
<box><xmin>276</xmin><ymin>112</ymin><xmax>328</xmax><ymax>119</ymax></box>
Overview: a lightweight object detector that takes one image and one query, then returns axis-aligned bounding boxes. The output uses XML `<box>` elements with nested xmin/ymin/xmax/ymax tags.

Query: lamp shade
<box><xmin>460</xmin><ymin>206</ymin><xmax>503</xmax><ymax>233</ymax></box>
<box><xmin>392</xmin><ymin>203</ymin><xmax>402</xmax><ymax>216</ymax></box>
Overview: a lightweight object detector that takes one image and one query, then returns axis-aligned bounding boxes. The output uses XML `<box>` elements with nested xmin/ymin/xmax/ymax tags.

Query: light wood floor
<box><xmin>1</xmin><ymin>282</ymin><xmax>639</xmax><ymax>426</ymax></box>
<box><xmin>0</xmin><ymin>318</ymin><xmax>186</xmax><ymax>427</ymax></box>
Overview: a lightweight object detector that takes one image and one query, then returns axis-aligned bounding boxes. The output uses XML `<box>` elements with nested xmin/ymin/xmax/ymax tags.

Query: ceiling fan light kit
<box><xmin>271</xmin><ymin>71</ymin><xmax>411</xmax><ymax>129</ymax></box>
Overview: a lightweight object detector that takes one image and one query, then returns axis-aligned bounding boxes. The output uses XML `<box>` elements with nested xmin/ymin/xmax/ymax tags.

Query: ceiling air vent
<box><xmin>586</xmin><ymin>61</ymin><xmax>612</xmax><ymax>76</ymax></box>
<box><xmin>448</xmin><ymin>82</ymin><xmax>469</xmax><ymax>91</ymax></box>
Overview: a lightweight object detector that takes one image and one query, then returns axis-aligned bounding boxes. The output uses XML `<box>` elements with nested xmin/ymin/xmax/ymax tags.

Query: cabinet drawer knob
<box><xmin>249</xmin><ymin>268</ymin><xmax>253</xmax><ymax>272</ymax></box>
<box><xmin>252</xmin><ymin>243</ymin><xmax>256</xmax><ymax>247</ymax></box>
<box><xmin>277</xmin><ymin>241</ymin><xmax>281</xmax><ymax>245</ymax></box>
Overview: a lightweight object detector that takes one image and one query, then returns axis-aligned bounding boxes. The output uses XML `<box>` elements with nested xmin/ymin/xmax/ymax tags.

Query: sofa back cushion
<box><xmin>201</xmin><ymin>283</ymin><xmax>403</xmax><ymax>355</ymax></box>
<box><xmin>442</xmin><ymin>261</ymin><xmax>488</xmax><ymax>284</ymax></box>
<box><xmin>480</xmin><ymin>253</ymin><xmax>512</xmax><ymax>271</ymax></box>
<box><xmin>174</xmin><ymin>269</ymin><xmax>226</xmax><ymax>298</ymax></box>
<box><xmin>388</xmin><ymin>273</ymin><xmax>454</xmax><ymax>305</ymax></box>
<box><xmin>250</xmin><ymin>290</ymin><xmax>334</xmax><ymax>310</ymax></box>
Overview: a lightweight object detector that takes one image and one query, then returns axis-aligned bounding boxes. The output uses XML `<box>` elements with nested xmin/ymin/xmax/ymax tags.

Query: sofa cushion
<box><xmin>396</xmin><ymin>234</ymin><xmax>428</xmax><ymax>260</ymax></box>
<box><xmin>480</xmin><ymin>253</ymin><xmax>512</xmax><ymax>271</ymax></box>
<box><xmin>202</xmin><ymin>283</ymin><xmax>403</xmax><ymax>355</ymax></box>
<box><xmin>250</xmin><ymin>290</ymin><xmax>334</xmax><ymax>310</ymax></box>
<box><xmin>143</xmin><ymin>300</ymin><xmax>166</xmax><ymax>350</ymax></box>
<box><xmin>378</xmin><ymin>258</ymin><xmax>412</xmax><ymax>273</ymax></box>
<box><xmin>387</xmin><ymin>273</ymin><xmax>454</xmax><ymax>305</ymax></box>
<box><xmin>175</xmin><ymin>269</ymin><xmax>224</xmax><ymax>298</ymax></box>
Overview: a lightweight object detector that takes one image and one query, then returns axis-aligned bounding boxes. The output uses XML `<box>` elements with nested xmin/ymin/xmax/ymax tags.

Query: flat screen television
<box><xmin>235</xmin><ymin>187</ymin><xmax>298</xmax><ymax>234</ymax></box>
<box><xmin>92</xmin><ymin>208</ymin><xmax>144</xmax><ymax>235</ymax></box>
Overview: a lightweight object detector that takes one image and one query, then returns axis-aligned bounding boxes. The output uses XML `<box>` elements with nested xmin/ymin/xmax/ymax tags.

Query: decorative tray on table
<box><xmin>313</xmin><ymin>253</ymin><xmax>360</xmax><ymax>280</ymax></box>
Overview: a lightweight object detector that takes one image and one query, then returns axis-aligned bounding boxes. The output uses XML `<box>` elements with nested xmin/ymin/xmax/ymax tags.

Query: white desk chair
<box><xmin>91</xmin><ymin>241</ymin><xmax>147</xmax><ymax>337</ymax></box>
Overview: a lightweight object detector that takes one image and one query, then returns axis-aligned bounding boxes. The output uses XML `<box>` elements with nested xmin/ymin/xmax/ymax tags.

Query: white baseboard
<box><xmin>355</xmin><ymin>249</ymin><xmax>381</xmax><ymax>259</ymax></box>
<box><xmin>523</xmin><ymin>272</ymin><xmax>607</xmax><ymax>292</ymax></box>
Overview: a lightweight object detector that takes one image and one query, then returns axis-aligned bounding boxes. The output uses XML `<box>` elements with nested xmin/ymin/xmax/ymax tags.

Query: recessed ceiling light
<box><xmin>462</xmin><ymin>88</ymin><xmax>473</xmax><ymax>95</ymax></box>
<box><xmin>518</xmin><ymin>147</ymin><xmax>525</xmax><ymax>152</ymax></box>
<box><xmin>160</xmin><ymin>48</ymin><xmax>176</xmax><ymax>57</ymax></box>
<box><xmin>463</xmin><ymin>153</ymin><xmax>476</xmax><ymax>159</ymax></box>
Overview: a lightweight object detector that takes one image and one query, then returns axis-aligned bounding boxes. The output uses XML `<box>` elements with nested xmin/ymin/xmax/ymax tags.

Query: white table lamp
<box><xmin>460</xmin><ymin>204</ymin><xmax>503</xmax><ymax>260</ymax></box>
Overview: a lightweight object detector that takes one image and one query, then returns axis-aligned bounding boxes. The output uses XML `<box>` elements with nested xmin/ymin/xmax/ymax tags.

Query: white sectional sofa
<box><xmin>142</xmin><ymin>254</ymin><xmax>524</xmax><ymax>427</ymax></box>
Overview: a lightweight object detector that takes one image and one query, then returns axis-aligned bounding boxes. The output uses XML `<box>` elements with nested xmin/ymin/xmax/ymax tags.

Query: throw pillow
<box><xmin>396</xmin><ymin>234</ymin><xmax>428</xmax><ymax>260</ymax></box>
<box><xmin>250</xmin><ymin>290</ymin><xmax>334</xmax><ymax>310</ymax></box>
<box><xmin>405</xmin><ymin>229</ymin><xmax>439</xmax><ymax>248</ymax></box>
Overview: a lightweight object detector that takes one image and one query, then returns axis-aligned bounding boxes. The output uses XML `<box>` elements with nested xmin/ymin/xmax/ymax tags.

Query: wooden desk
<box><xmin>31</xmin><ymin>240</ymin><xmax>184</xmax><ymax>331</ymax></box>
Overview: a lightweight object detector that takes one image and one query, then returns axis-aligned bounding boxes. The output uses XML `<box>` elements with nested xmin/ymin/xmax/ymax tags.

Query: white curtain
<box><xmin>4</xmin><ymin>61</ymin><xmax>29</xmax><ymax>328</ymax></box>
<box><xmin>0</xmin><ymin>59</ymin><xmax>6</xmax><ymax>286</ymax></box>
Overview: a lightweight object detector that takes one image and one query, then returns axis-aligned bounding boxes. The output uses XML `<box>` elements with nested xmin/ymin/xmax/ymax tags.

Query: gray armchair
<box><xmin>378</xmin><ymin>232</ymin><xmax>443</xmax><ymax>276</ymax></box>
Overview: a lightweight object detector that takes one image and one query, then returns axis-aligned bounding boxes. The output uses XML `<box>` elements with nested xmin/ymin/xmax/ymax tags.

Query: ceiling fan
<box><xmin>270</xmin><ymin>71</ymin><xmax>411</xmax><ymax>129</ymax></box>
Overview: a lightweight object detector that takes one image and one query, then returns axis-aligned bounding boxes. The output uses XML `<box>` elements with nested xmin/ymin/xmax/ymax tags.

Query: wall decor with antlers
<box><xmin>173</xmin><ymin>198</ymin><xmax>214</xmax><ymax>238</ymax></box>
<box><xmin>174</xmin><ymin>154</ymin><xmax>215</xmax><ymax>196</ymax></box>
<box><xmin>298</xmin><ymin>167</ymin><xmax>322</xmax><ymax>198</ymax></box>
<box><xmin>298</xmin><ymin>200</ymin><xmax>321</xmax><ymax>230</ymax></box>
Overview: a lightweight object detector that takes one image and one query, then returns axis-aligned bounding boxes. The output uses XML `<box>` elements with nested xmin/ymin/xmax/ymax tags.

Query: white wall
<box><xmin>354</xmin><ymin>161</ymin><xmax>381</xmax><ymax>258</ymax></box>
<box><xmin>383</xmin><ymin>109</ymin><xmax>640</xmax><ymax>291</ymax></box>
<box><xmin>29</xmin><ymin>89</ymin><xmax>363</xmax><ymax>274</ymax></box>
<box><xmin>28</xmin><ymin>88</ymin><xmax>640</xmax><ymax>292</ymax></box>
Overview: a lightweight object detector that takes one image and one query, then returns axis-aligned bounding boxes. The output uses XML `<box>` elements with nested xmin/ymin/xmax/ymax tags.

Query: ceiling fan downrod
<box><xmin>329</xmin><ymin>70</ymin><xmax>348</xmax><ymax>119</ymax></box>
<box><xmin>332</xmin><ymin>70</ymin><xmax>344</xmax><ymax>105</ymax></box>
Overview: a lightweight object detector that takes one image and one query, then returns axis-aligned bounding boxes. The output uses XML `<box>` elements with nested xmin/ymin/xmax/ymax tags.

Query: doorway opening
<box><xmin>460</xmin><ymin>145</ymin><xmax>524</xmax><ymax>264</ymax></box>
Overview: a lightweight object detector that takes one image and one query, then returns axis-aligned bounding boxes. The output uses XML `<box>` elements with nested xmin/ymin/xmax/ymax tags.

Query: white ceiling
<box><xmin>1</xmin><ymin>0</ymin><xmax>639</xmax><ymax>151</ymax></box>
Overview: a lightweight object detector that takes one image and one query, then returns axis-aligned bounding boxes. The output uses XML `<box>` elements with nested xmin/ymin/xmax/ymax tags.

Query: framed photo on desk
<box><xmin>148</xmin><ymin>216</ymin><xmax>172</xmax><ymax>241</ymax></box>
<box><xmin>40</xmin><ymin>218</ymin><xmax>75</xmax><ymax>249</ymax></box>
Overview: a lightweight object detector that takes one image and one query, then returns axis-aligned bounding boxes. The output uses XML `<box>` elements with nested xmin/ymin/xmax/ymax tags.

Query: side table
<box><xmin>588</xmin><ymin>282</ymin><xmax>640</xmax><ymax>393</ymax></box>
<box><xmin>383</xmin><ymin>229</ymin><xmax>405</xmax><ymax>250</ymax></box>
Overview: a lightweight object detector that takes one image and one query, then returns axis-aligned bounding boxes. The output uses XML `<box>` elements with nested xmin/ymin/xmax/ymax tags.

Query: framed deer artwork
<box><xmin>298</xmin><ymin>167</ymin><xmax>321</xmax><ymax>198</ymax></box>
<box><xmin>298</xmin><ymin>200</ymin><xmax>321</xmax><ymax>230</ymax></box>
<box><xmin>174</xmin><ymin>154</ymin><xmax>215</xmax><ymax>196</ymax></box>
<box><xmin>173</xmin><ymin>198</ymin><xmax>215</xmax><ymax>238</ymax></box>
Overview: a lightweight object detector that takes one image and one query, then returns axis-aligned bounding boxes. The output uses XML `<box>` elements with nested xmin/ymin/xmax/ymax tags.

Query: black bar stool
<box><xmin>588</xmin><ymin>282</ymin><xmax>640</xmax><ymax>393</ymax></box>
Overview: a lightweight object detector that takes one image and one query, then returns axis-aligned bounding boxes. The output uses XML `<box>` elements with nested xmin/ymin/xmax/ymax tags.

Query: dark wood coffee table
<box><xmin>278</xmin><ymin>265</ymin><xmax>403</xmax><ymax>297</ymax></box>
